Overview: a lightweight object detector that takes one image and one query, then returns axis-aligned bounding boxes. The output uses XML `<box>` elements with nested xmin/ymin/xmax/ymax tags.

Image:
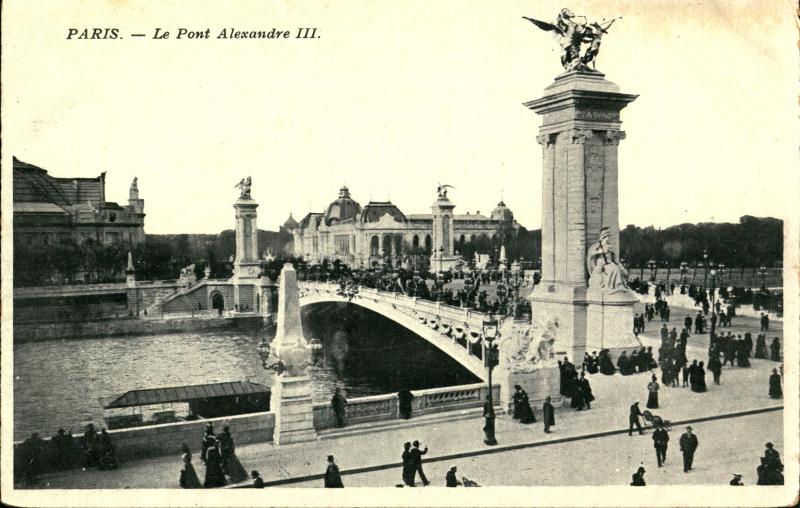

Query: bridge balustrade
<box><xmin>312</xmin><ymin>382</ymin><xmax>501</xmax><ymax>431</ymax></box>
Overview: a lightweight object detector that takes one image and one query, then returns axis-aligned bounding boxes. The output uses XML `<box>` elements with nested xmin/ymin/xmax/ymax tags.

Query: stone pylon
<box><xmin>269</xmin><ymin>263</ymin><xmax>317</xmax><ymax>445</ymax></box>
<box><xmin>525</xmin><ymin>70</ymin><xmax>642</xmax><ymax>361</ymax></box>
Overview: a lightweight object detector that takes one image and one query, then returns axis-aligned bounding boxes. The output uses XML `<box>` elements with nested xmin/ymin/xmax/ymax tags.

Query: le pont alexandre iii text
<box><xmin>66</xmin><ymin>27</ymin><xmax>320</xmax><ymax>40</ymax></box>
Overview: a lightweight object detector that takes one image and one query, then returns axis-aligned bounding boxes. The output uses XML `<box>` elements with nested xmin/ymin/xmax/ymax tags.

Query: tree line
<box><xmin>12</xmin><ymin>216</ymin><xmax>781</xmax><ymax>287</ymax></box>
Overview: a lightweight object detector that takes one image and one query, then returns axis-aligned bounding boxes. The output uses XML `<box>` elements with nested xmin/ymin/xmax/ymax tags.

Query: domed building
<box><xmin>490</xmin><ymin>200</ymin><xmax>514</xmax><ymax>223</ymax></box>
<box><xmin>280</xmin><ymin>213</ymin><xmax>299</xmax><ymax>233</ymax></box>
<box><xmin>293</xmin><ymin>186</ymin><xmax>522</xmax><ymax>269</ymax></box>
<box><xmin>323</xmin><ymin>186</ymin><xmax>361</xmax><ymax>226</ymax></box>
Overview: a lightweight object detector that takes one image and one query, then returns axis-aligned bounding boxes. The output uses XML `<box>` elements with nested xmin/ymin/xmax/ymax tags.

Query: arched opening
<box><xmin>394</xmin><ymin>235</ymin><xmax>403</xmax><ymax>257</ymax></box>
<box><xmin>470</xmin><ymin>234</ymin><xmax>476</xmax><ymax>243</ymax></box>
<box><xmin>382</xmin><ymin>235</ymin><xmax>393</xmax><ymax>259</ymax></box>
<box><xmin>211</xmin><ymin>292</ymin><xmax>225</xmax><ymax>311</ymax></box>
<box><xmin>459</xmin><ymin>234</ymin><xmax>465</xmax><ymax>245</ymax></box>
<box><xmin>256</xmin><ymin>292</ymin><xmax>261</xmax><ymax>312</ymax></box>
<box><xmin>370</xmin><ymin>235</ymin><xmax>379</xmax><ymax>257</ymax></box>
<box><xmin>412</xmin><ymin>235</ymin><xmax>420</xmax><ymax>248</ymax></box>
<box><xmin>424</xmin><ymin>234</ymin><xmax>432</xmax><ymax>254</ymax></box>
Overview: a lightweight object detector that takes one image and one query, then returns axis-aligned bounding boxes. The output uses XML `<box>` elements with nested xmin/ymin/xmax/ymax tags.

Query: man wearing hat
<box><xmin>679</xmin><ymin>426</ymin><xmax>699</xmax><ymax>472</ymax></box>
<box><xmin>652</xmin><ymin>423</ymin><xmax>670</xmax><ymax>467</ymax></box>
<box><xmin>729</xmin><ymin>473</ymin><xmax>743</xmax><ymax>486</ymax></box>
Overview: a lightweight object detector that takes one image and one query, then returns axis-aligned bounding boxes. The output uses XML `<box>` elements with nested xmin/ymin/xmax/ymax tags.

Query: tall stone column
<box><xmin>525</xmin><ymin>70</ymin><xmax>640</xmax><ymax>361</ymax></box>
<box><xmin>232</xmin><ymin>194</ymin><xmax>260</xmax><ymax>310</ymax></box>
<box><xmin>429</xmin><ymin>191</ymin><xmax>460</xmax><ymax>272</ymax></box>
<box><xmin>269</xmin><ymin>263</ymin><xmax>317</xmax><ymax>445</ymax></box>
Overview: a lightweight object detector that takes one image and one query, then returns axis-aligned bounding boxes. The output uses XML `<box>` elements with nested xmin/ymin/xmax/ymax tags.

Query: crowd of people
<box><xmin>179</xmin><ymin>423</ymin><xmax>249</xmax><ymax>488</ymax></box>
<box><xmin>16</xmin><ymin>423</ymin><xmax>118</xmax><ymax>485</ymax></box>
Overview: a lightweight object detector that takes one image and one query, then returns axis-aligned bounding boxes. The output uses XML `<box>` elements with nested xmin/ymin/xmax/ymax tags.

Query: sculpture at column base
<box><xmin>497</xmin><ymin>320</ymin><xmax>563</xmax><ymax>415</ymax></box>
<box><xmin>587</xmin><ymin>226</ymin><xmax>630</xmax><ymax>294</ymax></box>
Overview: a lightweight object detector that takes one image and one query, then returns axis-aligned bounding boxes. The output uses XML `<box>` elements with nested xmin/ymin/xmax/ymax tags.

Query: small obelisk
<box><xmin>269</xmin><ymin>263</ymin><xmax>317</xmax><ymax>445</ymax></box>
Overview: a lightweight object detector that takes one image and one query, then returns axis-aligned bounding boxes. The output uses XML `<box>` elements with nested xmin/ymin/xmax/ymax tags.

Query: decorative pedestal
<box><xmin>585</xmin><ymin>288</ymin><xmax>641</xmax><ymax>360</ymax></box>
<box><xmin>272</xmin><ymin>375</ymin><xmax>317</xmax><ymax>446</ymax></box>
<box><xmin>269</xmin><ymin>263</ymin><xmax>317</xmax><ymax>445</ymax></box>
<box><xmin>526</xmin><ymin>70</ymin><xmax>641</xmax><ymax>362</ymax></box>
<box><xmin>233</xmin><ymin>197</ymin><xmax>260</xmax><ymax>311</ymax></box>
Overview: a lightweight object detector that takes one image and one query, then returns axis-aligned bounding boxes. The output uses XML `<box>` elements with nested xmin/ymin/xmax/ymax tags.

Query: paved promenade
<box><xmin>29</xmin><ymin>314</ymin><xmax>784</xmax><ymax>489</ymax></box>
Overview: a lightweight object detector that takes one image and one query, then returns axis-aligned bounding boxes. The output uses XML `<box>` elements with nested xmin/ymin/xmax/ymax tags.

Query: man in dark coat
<box><xmin>331</xmin><ymin>388</ymin><xmax>348</xmax><ymax>427</ymax></box>
<box><xmin>652</xmin><ymin>424</ymin><xmax>670</xmax><ymax>467</ymax></box>
<box><xmin>679</xmin><ymin>328</ymin><xmax>689</xmax><ymax>350</ymax></box>
<box><xmin>628</xmin><ymin>401</ymin><xmax>644</xmax><ymax>436</ymax></box>
<box><xmin>542</xmin><ymin>396</ymin><xmax>555</xmax><ymax>433</ymax></box>
<box><xmin>217</xmin><ymin>426</ymin><xmax>235</xmax><ymax>473</ymax></box>
<box><xmin>660</xmin><ymin>324</ymin><xmax>669</xmax><ymax>345</ymax></box>
<box><xmin>401</xmin><ymin>442</ymin><xmax>414</xmax><ymax>486</ymax></box>
<box><xmin>684</xmin><ymin>315</ymin><xmax>692</xmax><ymax>333</ymax></box>
<box><xmin>445</xmin><ymin>466</ymin><xmax>462</xmax><ymax>487</ymax></box>
<box><xmin>410</xmin><ymin>441</ymin><xmax>430</xmax><ymax>486</ymax></box>
<box><xmin>324</xmin><ymin>455</ymin><xmax>344</xmax><ymax>488</ymax></box>
<box><xmin>630</xmin><ymin>466</ymin><xmax>646</xmax><ymax>486</ymax></box>
<box><xmin>679</xmin><ymin>426</ymin><xmax>699</xmax><ymax>472</ymax></box>
<box><xmin>708</xmin><ymin>355</ymin><xmax>722</xmax><ymax>385</ymax></box>
<box><xmin>398</xmin><ymin>390</ymin><xmax>414</xmax><ymax>419</ymax></box>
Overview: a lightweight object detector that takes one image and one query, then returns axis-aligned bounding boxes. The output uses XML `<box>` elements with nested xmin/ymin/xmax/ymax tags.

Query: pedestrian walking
<box><xmin>410</xmin><ymin>440</ymin><xmax>430</xmax><ymax>486</ymax></box>
<box><xmin>652</xmin><ymin>424</ymin><xmax>669</xmax><ymax>467</ymax></box>
<box><xmin>324</xmin><ymin>455</ymin><xmax>344</xmax><ymax>488</ymax></box>
<box><xmin>768</xmin><ymin>368</ymin><xmax>782</xmax><ymax>399</ymax></box>
<box><xmin>542</xmin><ymin>396</ymin><xmax>555</xmax><ymax>433</ymax></box>
<box><xmin>203</xmin><ymin>439</ymin><xmax>227</xmax><ymax>487</ymax></box>
<box><xmin>646</xmin><ymin>375</ymin><xmax>659</xmax><ymax>409</ymax></box>
<box><xmin>679</xmin><ymin>426</ymin><xmax>699</xmax><ymax>472</ymax></box>
<box><xmin>180</xmin><ymin>442</ymin><xmax>201</xmax><ymax>488</ymax></box>
<box><xmin>331</xmin><ymin>388</ymin><xmax>348</xmax><ymax>428</ymax></box>
<box><xmin>401</xmin><ymin>442</ymin><xmax>414</xmax><ymax>486</ymax></box>
<box><xmin>629</xmin><ymin>401</ymin><xmax>644</xmax><ymax>436</ymax></box>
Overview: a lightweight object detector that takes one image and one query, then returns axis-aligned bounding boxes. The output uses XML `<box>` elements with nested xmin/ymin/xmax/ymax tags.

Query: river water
<box><xmin>13</xmin><ymin>302</ymin><xmax>479</xmax><ymax>440</ymax></box>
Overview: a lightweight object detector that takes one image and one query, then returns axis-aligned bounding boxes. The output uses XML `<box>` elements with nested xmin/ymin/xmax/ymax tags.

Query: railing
<box><xmin>312</xmin><ymin>382</ymin><xmax>501</xmax><ymax>431</ymax></box>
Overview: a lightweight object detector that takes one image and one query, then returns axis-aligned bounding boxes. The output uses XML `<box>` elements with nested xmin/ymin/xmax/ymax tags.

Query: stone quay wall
<box><xmin>13</xmin><ymin>412</ymin><xmax>275</xmax><ymax>477</ymax></box>
<box><xmin>13</xmin><ymin>314</ymin><xmax>263</xmax><ymax>342</ymax></box>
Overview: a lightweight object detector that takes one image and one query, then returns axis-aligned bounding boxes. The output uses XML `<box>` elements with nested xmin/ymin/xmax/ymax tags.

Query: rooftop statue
<box><xmin>523</xmin><ymin>9</ymin><xmax>620</xmax><ymax>72</ymax></box>
<box><xmin>587</xmin><ymin>227</ymin><xmax>629</xmax><ymax>293</ymax></box>
<box><xmin>436</xmin><ymin>183</ymin><xmax>454</xmax><ymax>199</ymax></box>
<box><xmin>235</xmin><ymin>176</ymin><xmax>252</xmax><ymax>199</ymax></box>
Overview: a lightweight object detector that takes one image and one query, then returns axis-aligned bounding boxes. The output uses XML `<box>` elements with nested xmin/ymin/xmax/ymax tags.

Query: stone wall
<box><xmin>13</xmin><ymin>412</ymin><xmax>275</xmax><ymax>477</ymax></box>
<box><xmin>13</xmin><ymin>314</ymin><xmax>263</xmax><ymax>342</ymax></box>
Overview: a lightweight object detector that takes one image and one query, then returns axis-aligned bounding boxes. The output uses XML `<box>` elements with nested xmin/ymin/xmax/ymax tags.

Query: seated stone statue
<box><xmin>587</xmin><ymin>227</ymin><xmax>629</xmax><ymax>293</ymax></box>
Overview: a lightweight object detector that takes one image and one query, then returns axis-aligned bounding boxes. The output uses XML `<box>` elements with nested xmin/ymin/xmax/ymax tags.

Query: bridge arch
<box><xmin>298</xmin><ymin>286</ymin><xmax>486</xmax><ymax>380</ymax></box>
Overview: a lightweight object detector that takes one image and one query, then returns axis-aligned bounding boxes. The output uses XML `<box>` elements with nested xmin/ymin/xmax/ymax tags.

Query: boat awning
<box><xmin>102</xmin><ymin>381</ymin><xmax>269</xmax><ymax>409</ymax></box>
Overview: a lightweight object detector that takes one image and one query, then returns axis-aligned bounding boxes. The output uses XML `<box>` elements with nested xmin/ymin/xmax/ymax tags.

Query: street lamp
<box><xmin>647</xmin><ymin>259</ymin><xmax>657</xmax><ymax>282</ymax></box>
<box><xmin>709</xmin><ymin>265</ymin><xmax>717</xmax><ymax>312</ymax></box>
<box><xmin>702</xmin><ymin>250</ymin><xmax>709</xmax><ymax>289</ymax></box>
<box><xmin>482</xmin><ymin>314</ymin><xmax>500</xmax><ymax>446</ymax></box>
<box><xmin>680</xmin><ymin>261</ymin><xmax>689</xmax><ymax>284</ymax></box>
<box><xmin>256</xmin><ymin>339</ymin><xmax>285</xmax><ymax>375</ymax></box>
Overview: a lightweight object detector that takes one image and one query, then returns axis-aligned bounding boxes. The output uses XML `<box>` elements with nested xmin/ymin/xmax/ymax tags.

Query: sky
<box><xmin>2</xmin><ymin>0</ymin><xmax>798</xmax><ymax>234</ymax></box>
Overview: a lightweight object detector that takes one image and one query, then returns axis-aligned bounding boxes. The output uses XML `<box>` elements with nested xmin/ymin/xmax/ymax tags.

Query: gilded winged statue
<box><xmin>523</xmin><ymin>8</ymin><xmax>620</xmax><ymax>72</ymax></box>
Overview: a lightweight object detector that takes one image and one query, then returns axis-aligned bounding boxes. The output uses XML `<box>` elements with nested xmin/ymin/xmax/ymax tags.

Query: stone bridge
<box><xmin>298</xmin><ymin>282</ymin><xmax>506</xmax><ymax>381</ymax></box>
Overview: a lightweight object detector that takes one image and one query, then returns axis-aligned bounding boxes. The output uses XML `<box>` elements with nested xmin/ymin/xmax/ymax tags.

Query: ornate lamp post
<box><xmin>663</xmin><ymin>261</ymin><xmax>671</xmax><ymax>284</ymax></box>
<box><xmin>481</xmin><ymin>314</ymin><xmax>500</xmax><ymax>446</ymax></box>
<box><xmin>702</xmin><ymin>250</ymin><xmax>709</xmax><ymax>289</ymax></box>
<box><xmin>647</xmin><ymin>259</ymin><xmax>657</xmax><ymax>282</ymax></box>
<box><xmin>256</xmin><ymin>339</ymin><xmax>285</xmax><ymax>375</ymax></box>
<box><xmin>680</xmin><ymin>261</ymin><xmax>689</xmax><ymax>284</ymax></box>
<box><xmin>758</xmin><ymin>265</ymin><xmax>768</xmax><ymax>290</ymax></box>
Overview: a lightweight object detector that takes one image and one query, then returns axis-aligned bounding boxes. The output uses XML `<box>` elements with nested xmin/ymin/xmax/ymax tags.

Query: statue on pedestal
<box><xmin>523</xmin><ymin>8</ymin><xmax>620</xmax><ymax>72</ymax></box>
<box><xmin>587</xmin><ymin>227</ymin><xmax>629</xmax><ymax>293</ymax></box>
<box><xmin>235</xmin><ymin>176</ymin><xmax>252</xmax><ymax>199</ymax></box>
<box><xmin>436</xmin><ymin>183</ymin><xmax>454</xmax><ymax>199</ymax></box>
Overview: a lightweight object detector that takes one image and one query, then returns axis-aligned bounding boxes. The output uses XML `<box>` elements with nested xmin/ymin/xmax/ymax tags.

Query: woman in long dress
<box><xmin>696</xmin><ymin>361</ymin><xmax>707</xmax><ymax>392</ymax></box>
<box><xmin>768</xmin><ymin>369</ymin><xmax>783</xmax><ymax>399</ymax></box>
<box><xmin>517</xmin><ymin>389</ymin><xmax>537</xmax><ymax>424</ymax></box>
<box><xmin>180</xmin><ymin>442</ymin><xmax>201</xmax><ymax>488</ymax></box>
<box><xmin>646</xmin><ymin>375</ymin><xmax>659</xmax><ymax>409</ymax></box>
<box><xmin>203</xmin><ymin>440</ymin><xmax>227</xmax><ymax>488</ymax></box>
